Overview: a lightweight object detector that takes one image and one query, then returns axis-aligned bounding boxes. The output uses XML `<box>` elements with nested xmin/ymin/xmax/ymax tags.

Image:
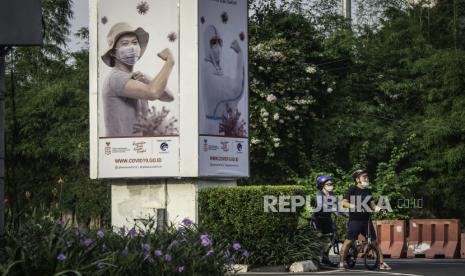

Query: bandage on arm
<box><xmin>123</xmin><ymin>59</ymin><xmax>175</xmax><ymax>100</ymax></box>
<box><xmin>132</xmin><ymin>73</ymin><xmax>174</xmax><ymax>102</ymax></box>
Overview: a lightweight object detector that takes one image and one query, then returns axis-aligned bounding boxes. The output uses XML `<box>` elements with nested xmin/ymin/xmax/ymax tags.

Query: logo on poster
<box><xmin>204</xmin><ymin>139</ymin><xmax>208</xmax><ymax>152</ymax></box>
<box><xmin>160</xmin><ymin>142</ymin><xmax>169</xmax><ymax>152</ymax></box>
<box><xmin>105</xmin><ymin>142</ymin><xmax>111</xmax><ymax>155</ymax></box>
<box><xmin>221</xmin><ymin>141</ymin><xmax>229</xmax><ymax>152</ymax></box>
<box><xmin>203</xmin><ymin>139</ymin><xmax>219</xmax><ymax>152</ymax></box>
<box><xmin>236</xmin><ymin>142</ymin><xmax>243</xmax><ymax>153</ymax></box>
<box><xmin>133</xmin><ymin>141</ymin><xmax>147</xmax><ymax>153</ymax></box>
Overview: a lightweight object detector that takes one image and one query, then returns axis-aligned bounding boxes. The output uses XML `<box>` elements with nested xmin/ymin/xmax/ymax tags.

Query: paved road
<box><xmin>238</xmin><ymin>259</ymin><xmax>465</xmax><ymax>276</ymax></box>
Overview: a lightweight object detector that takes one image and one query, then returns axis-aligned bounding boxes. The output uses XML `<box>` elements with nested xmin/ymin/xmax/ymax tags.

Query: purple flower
<box><xmin>233</xmin><ymin>243</ymin><xmax>241</xmax><ymax>251</ymax></box>
<box><xmin>154</xmin><ymin>249</ymin><xmax>162</xmax><ymax>257</ymax></box>
<box><xmin>228</xmin><ymin>256</ymin><xmax>236</xmax><ymax>265</ymax></box>
<box><xmin>83</xmin><ymin>238</ymin><xmax>92</xmax><ymax>247</ymax></box>
<box><xmin>242</xmin><ymin>250</ymin><xmax>250</xmax><ymax>258</ymax></box>
<box><xmin>97</xmin><ymin>230</ymin><xmax>105</xmax><ymax>239</ymax></box>
<box><xmin>128</xmin><ymin>228</ymin><xmax>137</xmax><ymax>236</ymax></box>
<box><xmin>164</xmin><ymin>254</ymin><xmax>172</xmax><ymax>262</ymax></box>
<box><xmin>57</xmin><ymin>254</ymin><xmax>66</xmax><ymax>262</ymax></box>
<box><xmin>119</xmin><ymin>226</ymin><xmax>126</xmax><ymax>235</ymax></box>
<box><xmin>139</xmin><ymin>229</ymin><xmax>146</xmax><ymax>235</ymax></box>
<box><xmin>121</xmin><ymin>249</ymin><xmax>129</xmax><ymax>257</ymax></box>
<box><xmin>206</xmin><ymin>249</ymin><xmax>214</xmax><ymax>256</ymax></box>
<box><xmin>200</xmin><ymin>234</ymin><xmax>212</xmax><ymax>247</ymax></box>
<box><xmin>224</xmin><ymin>250</ymin><xmax>231</xmax><ymax>258</ymax></box>
<box><xmin>182</xmin><ymin>218</ymin><xmax>192</xmax><ymax>227</ymax></box>
<box><xmin>143</xmin><ymin>252</ymin><xmax>151</xmax><ymax>262</ymax></box>
<box><xmin>178</xmin><ymin>266</ymin><xmax>185</xmax><ymax>272</ymax></box>
<box><xmin>96</xmin><ymin>262</ymin><xmax>105</xmax><ymax>269</ymax></box>
<box><xmin>142</xmin><ymin>243</ymin><xmax>151</xmax><ymax>251</ymax></box>
<box><xmin>176</xmin><ymin>226</ymin><xmax>185</xmax><ymax>233</ymax></box>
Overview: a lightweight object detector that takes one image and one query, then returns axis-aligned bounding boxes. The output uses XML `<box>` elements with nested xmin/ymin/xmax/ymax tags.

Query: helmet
<box><xmin>351</xmin><ymin>169</ymin><xmax>368</xmax><ymax>181</ymax></box>
<box><xmin>316</xmin><ymin>176</ymin><xmax>332</xmax><ymax>190</ymax></box>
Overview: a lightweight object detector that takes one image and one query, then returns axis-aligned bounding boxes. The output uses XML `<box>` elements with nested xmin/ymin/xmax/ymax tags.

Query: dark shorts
<box><xmin>347</xmin><ymin>220</ymin><xmax>377</xmax><ymax>241</ymax></box>
<box><xmin>313</xmin><ymin>216</ymin><xmax>334</xmax><ymax>234</ymax></box>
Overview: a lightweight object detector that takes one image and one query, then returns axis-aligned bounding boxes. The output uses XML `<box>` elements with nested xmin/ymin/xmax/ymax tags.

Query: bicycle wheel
<box><xmin>364</xmin><ymin>244</ymin><xmax>380</xmax><ymax>270</ymax></box>
<box><xmin>322</xmin><ymin>242</ymin><xmax>341</xmax><ymax>268</ymax></box>
<box><xmin>344</xmin><ymin>244</ymin><xmax>357</xmax><ymax>269</ymax></box>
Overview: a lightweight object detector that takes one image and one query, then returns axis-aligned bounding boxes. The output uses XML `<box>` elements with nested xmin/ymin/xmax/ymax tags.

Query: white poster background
<box><xmin>97</xmin><ymin>0</ymin><xmax>179</xmax><ymax>178</ymax></box>
<box><xmin>198</xmin><ymin>0</ymin><xmax>249</xmax><ymax>177</ymax></box>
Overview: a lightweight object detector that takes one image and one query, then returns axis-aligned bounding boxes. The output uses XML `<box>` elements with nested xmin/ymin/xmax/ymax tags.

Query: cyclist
<box><xmin>312</xmin><ymin>175</ymin><xmax>347</xmax><ymax>266</ymax></box>
<box><xmin>338</xmin><ymin>169</ymin><xmax>391</xmax><ymax>270</ymax></box>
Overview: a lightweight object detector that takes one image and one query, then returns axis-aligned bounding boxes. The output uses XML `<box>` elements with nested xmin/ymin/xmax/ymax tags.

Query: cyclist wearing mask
<box><xmin>312</xmin><ymin>176</ymin><xmax>346</xmax><ymax>266</ymax></box>
<box><xmin>338</xmin><ymin>169</ymin><xmax>391</xmax><ymax>270</ymax></box>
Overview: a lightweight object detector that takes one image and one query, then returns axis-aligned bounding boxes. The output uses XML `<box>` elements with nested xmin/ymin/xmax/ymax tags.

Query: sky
<box><xmin>69</xmin><ymin>0</ymin><xmax>89</xmax><ymax>52</ymax></box>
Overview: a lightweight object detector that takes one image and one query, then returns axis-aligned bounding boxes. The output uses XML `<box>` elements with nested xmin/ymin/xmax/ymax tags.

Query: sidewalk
<box><xmin>238</xmin><ymin>259</ymin><xmax>465</xmax><ymax>276</ymax></box>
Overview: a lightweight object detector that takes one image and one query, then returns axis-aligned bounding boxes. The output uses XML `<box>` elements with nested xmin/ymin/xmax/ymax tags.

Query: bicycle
<box><xmin>309</xmin><ymin>213</ymin><xmax>344</xmax><ymax>268</ymax></box>
<box><xmin>343</xmin><ymin>215</ymin><xmax>380</xmax><ymax>270</ymax></box>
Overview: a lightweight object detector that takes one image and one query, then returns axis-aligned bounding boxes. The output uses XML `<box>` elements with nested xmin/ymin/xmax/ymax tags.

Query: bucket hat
<box><xmin>101</xmin><ymin>22</ymin><xmax>149</xmax><ymax>67</ymax></box>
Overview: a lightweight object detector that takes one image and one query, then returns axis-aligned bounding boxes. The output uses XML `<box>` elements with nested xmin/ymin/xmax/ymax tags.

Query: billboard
<box><xmin>90</xmin><ymin>0</ymin><xmax>249</xmax><ymax>179</ymax></box>
<box><xmin>198</xmin><ymin>0</ymin><xmax>249</xmax><ymax>177</ymax></box>
<box><xmin>94</xmin><ymin>0</ymin><xmax>179</xmax><ymax>178</ymax></box>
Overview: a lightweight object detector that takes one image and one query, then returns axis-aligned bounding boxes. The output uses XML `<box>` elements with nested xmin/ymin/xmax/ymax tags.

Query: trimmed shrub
<box><xmin>199</xmin><ymin>185</ymin><xmax>324</xmax><ymax>265</ymax></box>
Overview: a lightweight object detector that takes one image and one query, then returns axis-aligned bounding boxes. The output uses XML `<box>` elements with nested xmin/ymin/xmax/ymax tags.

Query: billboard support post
<box><xmin>111</xmin><ymin>178</ymin><xmax>236</xmax><ymax>229</ymax></box>
<box><xmin>0</xmin><ymin>47</ymin><xmax>10</xmax><ymax>236</ymax></box>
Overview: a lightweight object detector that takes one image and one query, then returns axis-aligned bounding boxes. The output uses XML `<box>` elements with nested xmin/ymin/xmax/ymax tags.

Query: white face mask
<box><xmin>361</xmin><ymin>181</ymin><xmax>370</xmax><ymax>188</ymax></box>
<box><xmin>115</xmin><ymin>45</ymin><xmax>141</xmax><ymax>66</ymax></box>
<box><xmin>325</xmin><ymin>185</ymin><xmax>334</xmax><ymax>192</ymax></box>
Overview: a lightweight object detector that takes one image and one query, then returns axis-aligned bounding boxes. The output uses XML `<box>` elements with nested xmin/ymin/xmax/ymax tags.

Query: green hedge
<box><xmin>199</xmin><ymin>185</ymin><xmax>324</xmax><ymax>266</ymax></box>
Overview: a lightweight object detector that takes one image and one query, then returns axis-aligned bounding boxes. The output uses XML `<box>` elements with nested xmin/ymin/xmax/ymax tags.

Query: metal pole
<box><xmin>0</xmin><ymin>46</ymin><xmax>10</xmax><ymax>236</ymax></box>
<box><xmin>343</xmin><ymin>0</ymin><xmax>352</xmax><ymax>19</ymax></box>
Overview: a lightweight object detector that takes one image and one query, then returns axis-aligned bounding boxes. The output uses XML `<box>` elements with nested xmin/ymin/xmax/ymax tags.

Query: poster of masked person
<box><xmin>96</xmin><ymin>0</ymin><xmax>179</xmax><ymax>178</ymax></box>
<box><xmin>198</xmin><ymin>0</ymin><xmax>249</xmax><ymax>177</ymax></box>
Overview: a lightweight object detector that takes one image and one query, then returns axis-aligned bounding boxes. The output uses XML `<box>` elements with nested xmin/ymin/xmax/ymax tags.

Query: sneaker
<box><xmin>379</xmin><ymin>262</ymin><xmax>392</xmax><ymax>270</ymax></box>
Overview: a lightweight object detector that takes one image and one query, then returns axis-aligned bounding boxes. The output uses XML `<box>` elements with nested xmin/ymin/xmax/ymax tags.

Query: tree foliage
<box><xmin>4</xmin><ymin>0</ymin><xmax>110</xmax><ymax>227</ymax></box>
<box><xmin>246</xmin><ymin>0</ymin><xmax>465</xmax><ymax>224</ymax></box>
<box><xmin>3</xmin><ymin>0</ymin><xmax>465</xmax><ymax>227</ymax></box>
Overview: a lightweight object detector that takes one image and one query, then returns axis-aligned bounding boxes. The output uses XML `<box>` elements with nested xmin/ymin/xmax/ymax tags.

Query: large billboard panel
<box><xmin>95</xmin><ymin>0</ymin><xmax>179</xmax><ymax>178</ymax></box>
<box><xmin>198</xmin><ymin>0</ymin><xmax>249</xmax><ymax>177</ymax></box>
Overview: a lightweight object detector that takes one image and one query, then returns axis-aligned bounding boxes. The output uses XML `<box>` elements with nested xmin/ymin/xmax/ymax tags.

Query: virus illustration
<box><xmin>167</xmin><ymin>32</ymin><xmax>177</xmax><ymax>42</ymax></box>
<box><xmin>134</xmin><ymin>106</ymin><xmax>179</xmax><ymax>136</ymax></box>
<box><xmin>136</xmin><ymin>1</ymin><xmax>150</xmax><ymax>15</ymax></box>
<box><xmin>221</xmin><ymin>12</ymin><xmax>229</xmax><ymax>24</ymax></box>
<box><xmin>239</xmin><ymin>31</ymin><xmax>245</xmax><ymax>41</ymax></box>
<box><xmin>200</xmin><ymin>16</ymin><xmax>205</xmax><ymax>24</ymax></box>
<box><xmin>219</xmin><ymin>107</ymin><xmax>247</xmax><ymax>137</ymax></box>
<box><xmin>101</xmin><ymin>16</ymin><xmax>108</xmax><ymax>24</ymax></box>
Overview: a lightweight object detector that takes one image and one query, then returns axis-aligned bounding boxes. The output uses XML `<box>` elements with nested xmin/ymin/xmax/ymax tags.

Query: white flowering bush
<box><xmin>248</xmin><ymin>7</ymin><xmax>338</xmax><ymax>181</ymax></box>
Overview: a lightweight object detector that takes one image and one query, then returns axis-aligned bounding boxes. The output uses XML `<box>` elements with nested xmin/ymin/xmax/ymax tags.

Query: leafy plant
<box><xmin>0</xmin><ymin>216</ymin><xmax>246</xmax><ymax>275</ymax></box>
